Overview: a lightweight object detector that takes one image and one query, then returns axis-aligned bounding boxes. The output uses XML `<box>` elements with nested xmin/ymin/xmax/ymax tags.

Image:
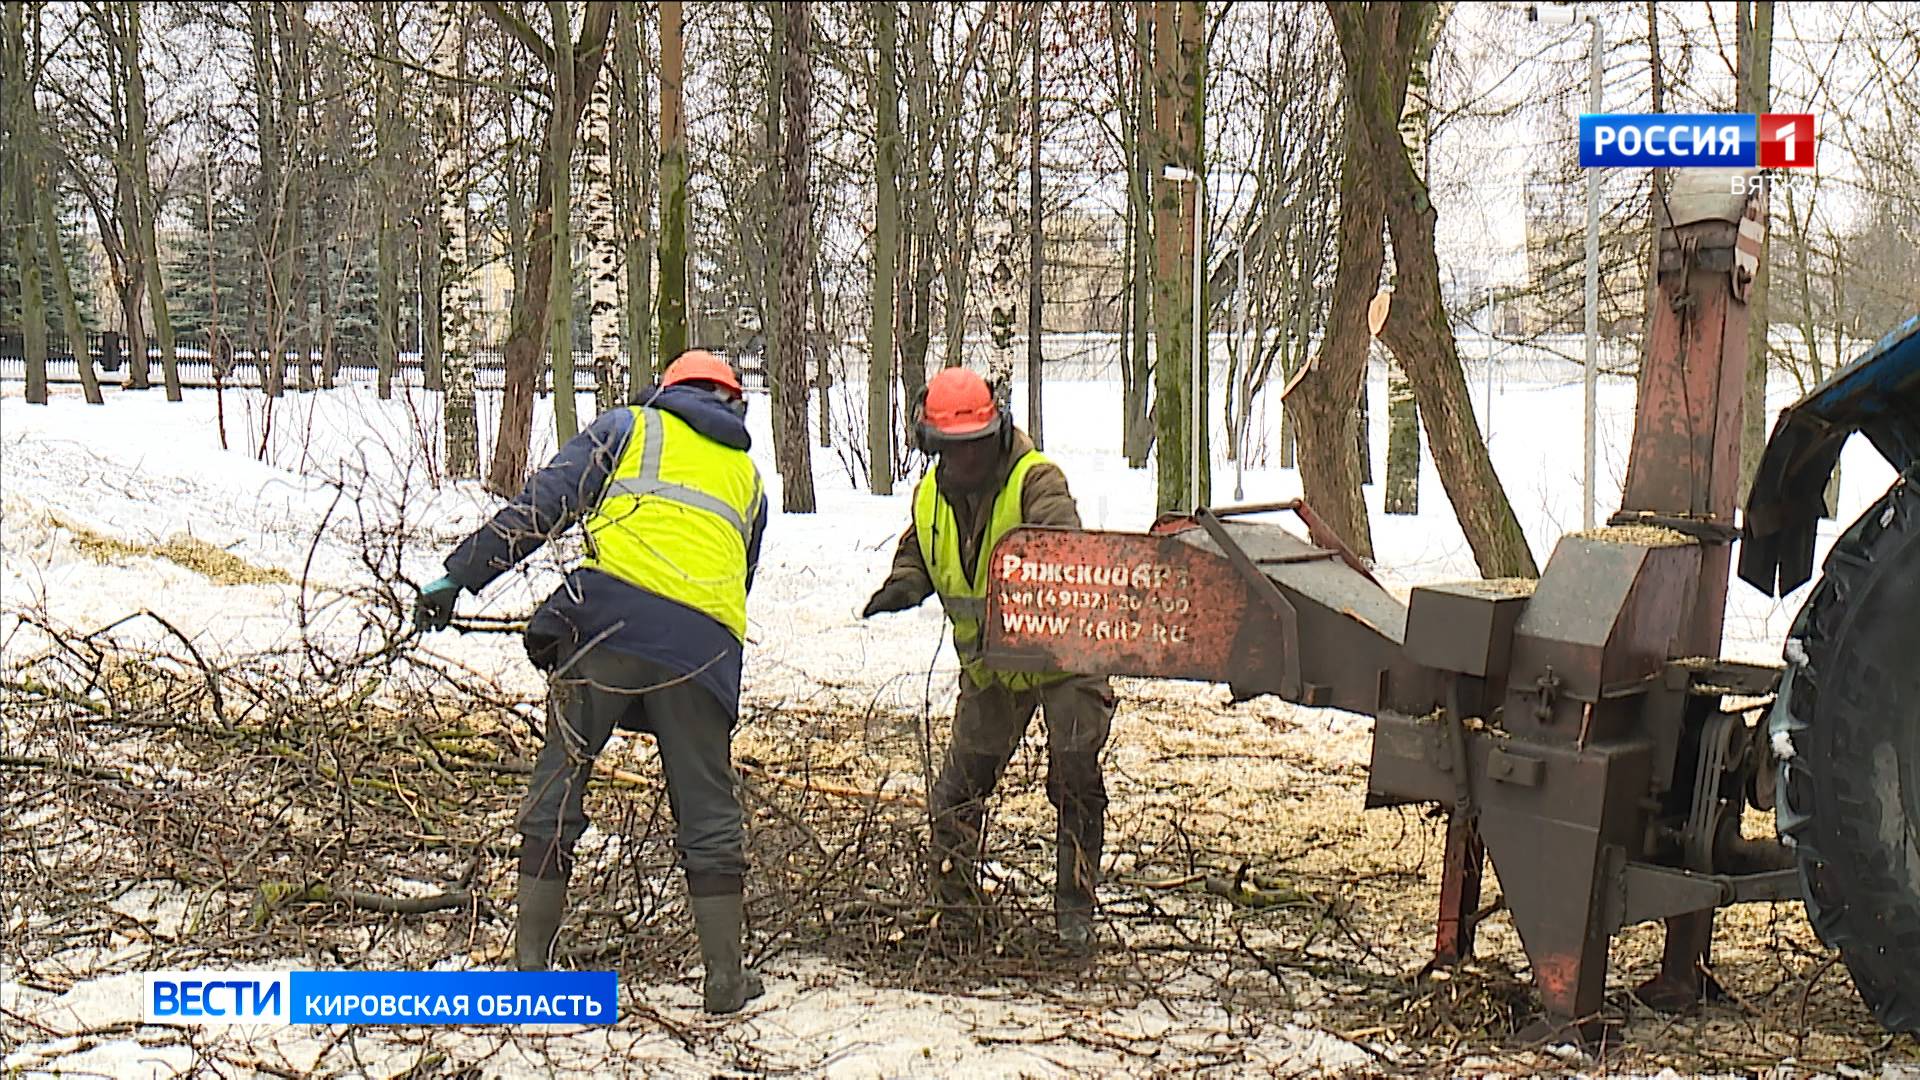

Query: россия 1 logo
<box><xmin>1580</xmin><ymin>113</ymin><xmax>1814</xmax><ymax>168</ymax></box>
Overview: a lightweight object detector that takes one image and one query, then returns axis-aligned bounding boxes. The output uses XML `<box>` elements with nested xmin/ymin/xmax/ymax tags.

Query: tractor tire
<box><xmin>1773</xmin><ymin>465</ymin><xmax>1920</xmax><ymax>1033</ymax></box>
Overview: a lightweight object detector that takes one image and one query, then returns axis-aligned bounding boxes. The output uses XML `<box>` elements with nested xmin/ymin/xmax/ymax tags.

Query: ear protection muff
<box><xmin>911</xmin><ymin>384</ymin><xmax>934</xmax><ymax>455</ymax></box>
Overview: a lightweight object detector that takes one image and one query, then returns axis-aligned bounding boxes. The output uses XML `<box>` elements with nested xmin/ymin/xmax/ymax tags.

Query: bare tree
<box><xmin>434</xmin><ymin>1</ymin><xmax>479</xmax><ymax>480</ymax></box>
<box><xmin>477</xmin><ymin>0</ymin><xmax>614</xmax><ymax>495</ymax></box>
<box><xmin>121</xmin><ymin>2</ymin><xmax>181</xmax><ymax>400</ymax></box>
<box><xmin>1025</xmin><ymin>2</ymin><xmax>1044</xmax><ymax>447</ymax></box>
<box><xmin>657</xmin><ymin>0</ymin><xmax>687</xmax><ymax>367</ymax></box>
<box><xmin>5</xmin><ymin>1</ymin><xmax>48</xmax><ymax>405</ymax></box>
<box><xmin>373</xmin><ymin>3</ymin><xmax>400</xmax><ymax>401</ymax></box>
<box><xmin>583</xmin><ymin>8</ymin><xmax>623</xmax><ymax>413</ymax></box>
<box><xmin>1151</xmin><ymin>0</ymin><xmax>1205</xmax><ymax>514</ymax></box>
<box><xmin>1121</xmin><ymin>0</ymin><xmax>1155</xmax><ymax>467</ymax></box>
<box><xmin>984</xmin><ymin>1</ymin><xmax>1022</xmax><ymax>401</ymax></box>
<box><xmin>868</xmin><ymin>0</ymin><xmax>901</xmax><ymax>496</ymax></box>
<box><xmin>1382</xmin><ymin>3</ymin><xmax>1449</xmax><ymax>516</ymax></box>
<box><xmin>1332</xmin><ymin>1</ymin><xmax>1536</xmax><ymax>578</ymax></box>
<box><xmin>775</xmin><ymin>0</ymin><xmax>817</xmax><ymax>512</ymax></box>
<box><xmin>1736</xmin><ymin>0</ymin><xmax>1775</xmax><ymax>500</ymax></box>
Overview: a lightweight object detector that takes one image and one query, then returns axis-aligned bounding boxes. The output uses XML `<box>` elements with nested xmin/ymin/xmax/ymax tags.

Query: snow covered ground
<box><xmin>0</xmin><ymin>353</ymin><xmax>1909</xmax><ymax>1078</ymax></box>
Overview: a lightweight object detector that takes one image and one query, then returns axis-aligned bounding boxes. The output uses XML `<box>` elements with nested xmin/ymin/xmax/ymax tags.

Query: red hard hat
<box><xmin>921</xmin><ymin>367</ymin><xmax>999</xmax><ymax>438</ymax></box>
<box><xmin>663</xmin><ymin>350</ymin><xmax>743</xmax><ymax>396</ymax></box>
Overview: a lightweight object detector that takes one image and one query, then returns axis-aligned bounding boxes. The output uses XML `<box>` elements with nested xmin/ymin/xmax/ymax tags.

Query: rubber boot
<box><xmin>515</xmin><ymin>874</ymin><xmax>568</xmax><ymax>971</ymax></box>
<box><xmin>929</xmin><ymin>752</ymin><xmax>1004</xmax><ymax>929</ymax></box>
<box><xmin>689</xmin><ymin>893</ymin><xmax>765</xmax><ymax>1014</ymax></box>
<box><xmin>1050</xmin><ymin>753</ymin><xmax>1107</xmax><ymax>955</ymax></box>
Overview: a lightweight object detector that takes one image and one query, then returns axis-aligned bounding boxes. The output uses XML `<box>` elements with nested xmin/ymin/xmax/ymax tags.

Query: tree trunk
<box><xmin>1735</xmin><ymin>0</ymin><xmax>1774</xmax><ymax>502</ymax></box>
<box><xmin>775</xmin><ymin>0</ymin><xmax>817</xmax><ymax>512</ymax></box>
<box><xmin>289</xmin><ymin>1</ymin><xmax>316</xmax><ymax>394</ymax></box>
<box><xmin>656</xmin><ymin>0</ymin><xmax>687</xmax><ymax>367</ymax></box>
<box><xmin>1283</xmin><ymin>46</ymin><xmax>1383</xmax><ymax>554</ymax></box>
<box><xmin>6</xmin><ymin>1</ymin><xmax>47</xmax><ymax>404</ymax></box>
<box><xmin>615</xmin><ymin>1</ymin><xmax>652</xmax><ymax>389</ymax></box>
<box><xmin>375</xmin><ymin>2</ymin><xmax>399</xmax><ymax>400</ymax></box>
<box><xmin>936</xmin><ymin>108</ymin><xmax>979</xmax><ymax>373</ymax></box>
<box><xmin>1025</xmin><ymin>2</ymin><xmax>1044</xmax><ymax>447</ymax></box>
<box><xmin>868</xmin><ymin>0</ymin><xmax>900</xmax><ymax>496</ymax></box>
<box><xmin>984</xmin><ymin>2</ymin><xmax>1021</xmax><ymax>402</ymax></box>
<box><xmin>582</xmin><ymin>7</ymin><xmax>622</xmax><ymax>413</ymax></box>
<box><xmin>1125</xmin><ymin>0</ymin><xmax>1154</xmax><ymax>468</ymax></box>
<box><xmin>1150</xmin><ymin>0</ymin><xmax>1204</xmax><ymax>514</ymax></box>
<box><xmin>896</xmin><ymin>0</ymin><xmax>936</xmax><ymax>423</ymax></box>
<box><xmin>435</xmin><ymin>1</ymin><xmax>478</xmax><ymax>479</ymax></box>
<box><xmin>108</xmin><ymin>25</ymin><xmax>144</xmax><ymax>388</ymax></box>
<box><xmin>17</xmin><ymin>2</ymin><xmax>94</xmax><ymax>403</ymax></box>
<box><xmin>1383</xmin><ymin>3</ymin><xmax>1448</xmax><ymax>515</ymax></box>
<box><xmin>1636</xmin><ymin>0</ymin><xmax>1664</xmax><ymax>394</ymax></box>
<box><xmin>482</xmin><ymin>1</ymin><xmax>614</xmax><ymax>495</ymax></box>
<box><xmin>814</xmin><ymin>265</ymin><xmax>831</xmax><ymax>447</ymax></box>
<box><xmin>765</xmin><ymin>1</ymin><xmax>786</xmax><ymax>456</ymax></box>
<box><xmin>36</xmin><ymin>165</ymin><xmax>105</xmax><ymax>404</ymax></box>
<box><xmin>550</xmin><ymin>0</ymin><xmax>580</xmax><ymax>441</ymax></box>
<box><xmin>249</xmin><ymin>3</ymin><xmax>285</xmax><ymax>398</ymax></box>
<box><xmin>1332</xmin><ymin>1</ymin><xmax>1537</xmax><ymax>578</ymax></box>
<box><xmin>123</xmin><ymin>2</ymin><xmax>180</xmax><ymax>401</ymax></box>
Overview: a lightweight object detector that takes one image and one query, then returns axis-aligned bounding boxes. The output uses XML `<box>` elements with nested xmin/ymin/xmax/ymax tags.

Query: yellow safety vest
<box><xmin>582</xmin><ymin>406</ymin><xmax>764</xmax><ymax>640</ymax></box>
<box><xmin>913</xmin><ymin>450</ymin><xmax>1069</xmax><ymax>691</ymax></box>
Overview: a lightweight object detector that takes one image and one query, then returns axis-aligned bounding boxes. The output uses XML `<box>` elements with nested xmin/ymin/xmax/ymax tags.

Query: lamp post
<box><xmin>1162</xmin><ymin>163</ymin><xmax>1203</xmax><ymax>510</ymax></box>
<box><xmin>1528</xmin><ymin>3</ymin><xmax>1603</xmax><ymax>530</ymax></box>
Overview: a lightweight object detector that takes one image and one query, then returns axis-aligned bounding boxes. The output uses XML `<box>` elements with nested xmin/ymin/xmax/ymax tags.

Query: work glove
<box><xmin>861</xmin><ymin>581</ymin><xmax>923</xmax><ymax>619</ymax></box>
<box><xmin>414</xmin><ymin>575</ymin><xmax>463</xmax><ymax>633</ymax></box>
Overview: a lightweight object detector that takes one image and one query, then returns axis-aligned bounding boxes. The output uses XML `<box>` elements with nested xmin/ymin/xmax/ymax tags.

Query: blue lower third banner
<box><xmin>145</xmin><ymin>970</ymin><xmax>618</xmax><ymax>1025</ymax></box>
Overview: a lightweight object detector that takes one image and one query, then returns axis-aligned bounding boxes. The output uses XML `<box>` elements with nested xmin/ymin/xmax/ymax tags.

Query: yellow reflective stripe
<box><xmin>600</xmin><ymin>408</ymin><xmax>757</xmax><ymax>542</ymax></box>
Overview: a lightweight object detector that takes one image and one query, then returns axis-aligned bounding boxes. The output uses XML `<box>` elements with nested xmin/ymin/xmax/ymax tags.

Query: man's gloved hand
<box><xmin>414</xmin><ymin>575</ymin><xmax>463</xmax><ymax>633</ymax></box>
<box><xmin>861</xmin><ymin>581</ymin><xmax>923</xmax><ymax>618</ymax></box>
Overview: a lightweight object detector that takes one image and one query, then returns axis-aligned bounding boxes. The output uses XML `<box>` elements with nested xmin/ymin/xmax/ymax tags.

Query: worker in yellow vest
<box><xmin>862</xmin><ymin>367</ymin><xmax>1115</xmax><ymax>953</ymax></box>
<box><xmin>415</xmin><ymin>350</ymin><xmax>769</xmax><ymax>1013</ymax></box>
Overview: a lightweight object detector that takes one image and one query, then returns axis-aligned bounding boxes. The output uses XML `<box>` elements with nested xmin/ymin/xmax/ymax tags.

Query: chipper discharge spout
<box><xmin>982</xmin><ymin>169</ymin><xmax>1800</xmax><ymax>1039</ymax></box>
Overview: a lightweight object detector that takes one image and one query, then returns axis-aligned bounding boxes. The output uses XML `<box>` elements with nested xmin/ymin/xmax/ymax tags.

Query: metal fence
<box><xmin>0</xmin><ymin>331</ymin><xmax>767</xmax><ymax>394</ymax></box>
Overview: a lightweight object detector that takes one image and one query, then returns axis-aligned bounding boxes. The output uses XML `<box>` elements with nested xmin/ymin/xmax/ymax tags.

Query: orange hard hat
<box><xmin>921</xmin><ymin>367</ymin><xmax>1000</xmax><ymax>438</ymax></box>
<box><xmin>662</xmin><ymin>350</ymin><xmax>742</xmax><ymax>396</ymax></box>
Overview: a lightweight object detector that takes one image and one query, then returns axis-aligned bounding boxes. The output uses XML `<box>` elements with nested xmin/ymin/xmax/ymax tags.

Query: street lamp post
<box><xmin>1163</xmin><ymin>164</ymin><xmax>1203</xmax><ymax>510</ymax></box>
<box><xmin>1528</xmin><ymin>3</ymin><xmax>1603</xmax><ymax>530</ymax></box>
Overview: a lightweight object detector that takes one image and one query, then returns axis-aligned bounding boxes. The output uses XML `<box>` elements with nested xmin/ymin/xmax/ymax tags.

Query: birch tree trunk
<box><xmin>775</xmin><ymin>0</ymin><xmax>818</xmax><ymax>512</ymax></box>
<box><xmin>984</xmin><ymin>1</ymin><xmax>1021</xmax><ymax>402</ymax></box>
<box><xmin>433</xmin><ymin>1</ymin><xmax>479</xmax><ymax>479</ymax></box>
<box><xmin>1025</xmin><ymin>3</ymin><xmax>1044</xmax><ymax>447</ymax></box>
<box><xmin>656</xmin><ymin>0</ymin><xmax>687</xmax><ymax>367</ymax></box>
<box><xmin>583</xmin><ymin>43</ymin><xmax>622</xmax><ymax>414</ymax></box>
<box><xmin>868</xmin><ymin>0</ymin><xmax>900</xmax><ymax>496</ymax></box>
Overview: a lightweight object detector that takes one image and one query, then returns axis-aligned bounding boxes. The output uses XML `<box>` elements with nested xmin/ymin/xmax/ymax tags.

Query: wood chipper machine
<box><xmin>979</xmin><ymin>167</ymin><xmax>1920</xmax><ymax>1038</ymax></box>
